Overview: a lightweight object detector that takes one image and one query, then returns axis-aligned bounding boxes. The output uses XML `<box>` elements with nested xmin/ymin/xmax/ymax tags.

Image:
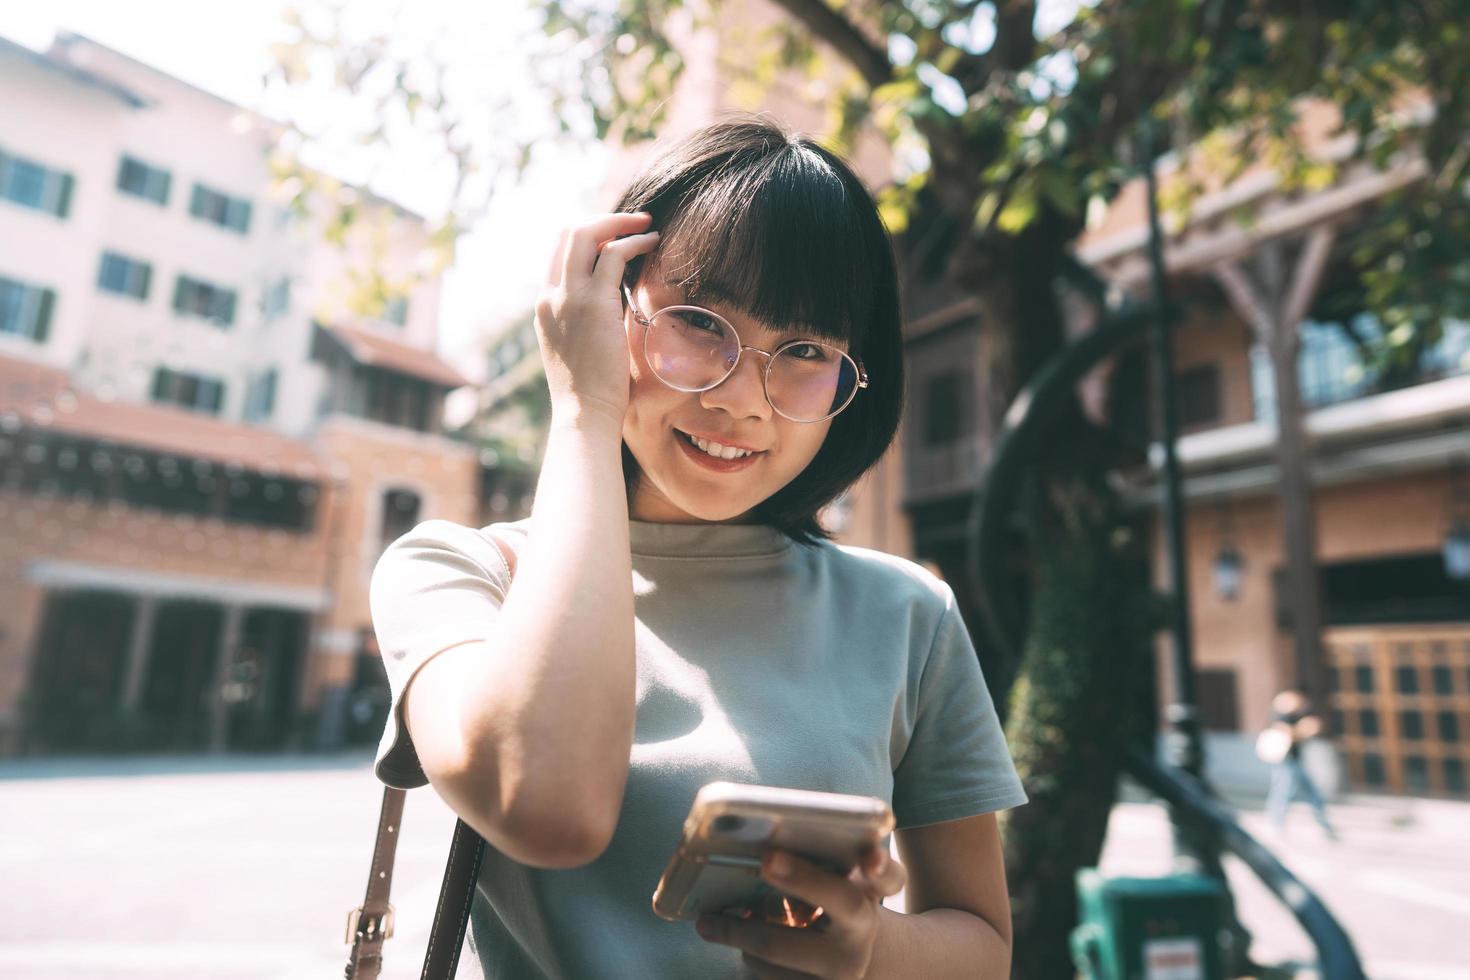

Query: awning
<box><xmin>0</xmin><ymin>353</ymin><xmax>324</xmax><ymax>481</ymax></box>
<box><xmin>320</xmin><ymin>322</ymin><xmax>473</xmax><ymax>389</ymax></box>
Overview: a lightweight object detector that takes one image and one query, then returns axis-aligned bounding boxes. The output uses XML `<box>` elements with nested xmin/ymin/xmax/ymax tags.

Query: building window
<box><xmin>0</xmin><ymin>149</ymin><xmax>73</xmax><ymax>218</ymax></box>
<box><xmin>116</xmin><ymin>155</ymin><xmax>170</xmax><ymax>206</ymax></box>
<box><xmin>261</xmin><ymin>278</ymin><xmax>291</xmax><ymax>321</ymax></box>
<box><xmin>922</xmin><ymin>370</ymin><xmax>972</xmax><ymax>447</ymax></box>
<box><xmin>362</xmin><ymin>368</ymin><xmax>431</xmax><ymax>432</ymax></box>
<box><xmin>379</xmin><ymin>488</ymin><xmax>421</xmax><ymax>552</ymax></box>
<box><xmin>1297</xmin><ymin>320</ymin><xmax>1374</xmax><ymax>409</ymax></box>
<box><xmin>172</xmin><ymin>275</ymin><xmax>237</xmax><ymax>327</ymax></box>
<box><xmin>0</xmin><ymin>275</ymin><xmax>55</xmax><ymax>343</ymax></box>
<box><xmin>384</xmin><ymin>295</ymin><xmax>409</xmax><ymax>327</ymax></box>
<box><xmin>1196</xmin><ymin>668</ymin><xmax>1241</xmax><ymax>731</ymax></box>
<box><xmin>243</xmin><ymin>368</ymin><xmax>277</xmax><ymax>422</ymax></box>
<box><xmin>188</xmin><ymin>183</ymin><xmax>252</xmax><ymax>234</ymax></box>
<box><xmin>1253</xmin><ymin>315</ymin><xmax>1470</xmax><ymax>420</ymax></box>
<box><xmin>97</xmin><ymin>252</ymin><xmax>152</xmax><ymax>301</ymax></box>
<box><xmin>152</xmin><ymin>366</ymin><xmax>225</xmax><ymax>415</ymax></box>
<box><xmin>1176</xmin><ymin>363</ymin><xmax>1222</xmax><ymax>428</ymax></box>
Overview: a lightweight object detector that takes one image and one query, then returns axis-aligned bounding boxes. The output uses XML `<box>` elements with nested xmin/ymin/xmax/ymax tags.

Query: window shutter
<box><xmin>217</xmin><ymin>289</ymin><xmax>237</xmax><ymax>327</ymax></box>
<box><xmin>231</xmin><ymin>199</ymin><xmax>252</xmax><ymax>234</ymax></box>
<box><xmin>172</xmin><ymin>277</ymin><xmax>188</xmax><ymax>313</ymax></box>
<box><xmin>33</xmin><ymin>288</ymin><xmax>55</xmax><ymax>343</ymax></box>
<box><xmin>137</xmin><ymin>263</ymin><xmax>152</xmax><ymax>301</ymax></box>
<box><xmin>155</xmin><ymin>170</ymin><xmax>171</xmax><ymax>206</ymax></box>
<box><xmin>54</xmin><ymin>173</ymin><xmax>74</xmax><ymax>219</ymax></box>
<box><xmin>190</xmin><ymin>184</ymin><xmax>206</xmax><ymax>218</ymax></box>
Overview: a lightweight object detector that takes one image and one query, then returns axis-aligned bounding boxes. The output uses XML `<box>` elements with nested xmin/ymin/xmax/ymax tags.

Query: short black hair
<box><xmin>613</xmin><ymin>116</ymin><xmax>905</xmax><ymax>545</ymax></box>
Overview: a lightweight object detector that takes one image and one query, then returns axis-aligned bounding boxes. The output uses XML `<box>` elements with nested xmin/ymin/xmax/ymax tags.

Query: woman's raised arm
<box><xmin>402</xmin><ymin>213</ymin><xmax>659</xmax><ymax>868</ymax></box>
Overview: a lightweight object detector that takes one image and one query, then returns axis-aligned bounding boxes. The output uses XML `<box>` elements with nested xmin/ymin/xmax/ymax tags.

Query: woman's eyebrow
<box><xmin>661</xmin><ymin>278</ymin><xmax>842</xmax><ymax>344</ymax></box>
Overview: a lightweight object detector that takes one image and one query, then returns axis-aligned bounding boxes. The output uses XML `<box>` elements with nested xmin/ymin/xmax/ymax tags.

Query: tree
<box><xmin>267</xmin><ymin>1</ymin><xmax>1470</xmax><ymax>974</ymax></box>
<box><xmin>259</xmin><ymin>1</ymin><xmax>600</xmax><ymax>319</ymax></box>
<box><xmin>545</xmin><ymin>3</ymin><xmax>1470</xmax><ymax>974</ymax></box>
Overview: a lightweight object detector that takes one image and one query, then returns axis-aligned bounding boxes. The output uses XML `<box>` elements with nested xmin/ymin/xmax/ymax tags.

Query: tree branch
<box><xmin>764</xmin><ymin>0</ymin><xmax>892</xmax><ymax>90</ymax></box>
<box><xmin>992</xmin><ymin>1</ymin><xmax>1038</xmax><ymax>73</ymax></box>
<box><xmin>946</xmin><ymin>0</ymin><xmax>1038</xmax><ymax>98</ymax></box>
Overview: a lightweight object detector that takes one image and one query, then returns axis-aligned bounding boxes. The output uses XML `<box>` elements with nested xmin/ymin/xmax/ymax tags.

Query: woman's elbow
<box><xmin>493</xmin><ymin>796</ymin><xmax>619</xmax><ymax>868</ymax></box>
<box><xmin>435</xmin><ymin>763</ymin><xmax>621</xmax><ymax>868</ymax></box>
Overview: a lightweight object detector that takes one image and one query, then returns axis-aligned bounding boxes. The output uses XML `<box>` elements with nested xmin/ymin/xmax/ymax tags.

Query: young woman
<box><xmin>370</xmin><ymin>118</ymin><xmax>1026</xmax><ymax>979</ymax></box>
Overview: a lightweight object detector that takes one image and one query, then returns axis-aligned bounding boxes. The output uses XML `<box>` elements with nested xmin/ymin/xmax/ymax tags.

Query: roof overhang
<box><xmin>318</xmin><ymin>322</ymin><xmax>472</xmax><ymax>389</ymax></box>
<box><xmin>0</xmin><ymin>353</ymin><xmax>323</xmax><ymax>481</ymax></box>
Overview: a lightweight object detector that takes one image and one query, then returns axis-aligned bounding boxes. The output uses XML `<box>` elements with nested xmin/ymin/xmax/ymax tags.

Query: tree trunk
<box><xmin>945</xmin><ymin>208</ymin><xmax>1155</xmax><ymax>977</ymax></box>
<box><xmin>1001</xmin><ymin>451</ymin><xmax>1155</xmax><ymax>980</ymax></box>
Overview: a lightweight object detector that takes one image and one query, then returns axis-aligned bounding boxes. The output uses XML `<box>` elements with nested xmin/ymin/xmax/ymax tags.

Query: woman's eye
<box><xmin>785</xmin><ymin>342</ymin><xmax>832</xmax><ymax>362</ymax></box>
<box><xmin>678</xmin><ymin>310</ymin><xmax>724</xmax><ymax>335</ymax></box>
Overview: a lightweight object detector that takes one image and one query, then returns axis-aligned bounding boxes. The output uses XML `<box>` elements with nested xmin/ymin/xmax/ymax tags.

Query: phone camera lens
<box><xmin>712</xmin><ymin>814</ymin><xmax>746</xmax><ymax>835</ymax></box>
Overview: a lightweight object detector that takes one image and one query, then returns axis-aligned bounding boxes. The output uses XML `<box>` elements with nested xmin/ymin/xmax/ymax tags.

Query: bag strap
<box><xmin>345</xmin><ymin>791</ymin><xmax>488</xmax><ymax>980</ymax></box>
<box><xmin>421</xmin><ymin>818</ymin><xmax>488</xmax><ymax>978</ymax></box>
<box><xmin>344</xmin><ymin>787</ymin><xmax>409</xmax><ymax>979</ymax></box>
<box><xmin>345</xmin><ymin>529</ymin><xmax>519</xmax><ymax>980</ymax></box>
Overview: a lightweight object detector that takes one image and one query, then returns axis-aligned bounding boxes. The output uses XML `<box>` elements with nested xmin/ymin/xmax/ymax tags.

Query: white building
<box><xmin>1</xmin><ymin>30</ymin><xmax>453</xmax><ymax>437</ymax></box>
<box><xmin>0</xmin><ymin>32</ymin><xmax>481</xmax><ymax>756</ymax></box>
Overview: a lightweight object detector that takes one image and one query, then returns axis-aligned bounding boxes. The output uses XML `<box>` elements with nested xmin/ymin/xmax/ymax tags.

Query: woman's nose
<box><xmin>700</xmin><ymin>347</ymin><xmax>772</xmax><ymax>420</ymax></box>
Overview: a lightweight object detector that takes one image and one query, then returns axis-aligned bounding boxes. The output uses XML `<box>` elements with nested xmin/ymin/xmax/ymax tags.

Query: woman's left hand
<box><xmin>696</xmin><ymin>845</ymin><xmax>908</xmax><ymax>979</ymax></box>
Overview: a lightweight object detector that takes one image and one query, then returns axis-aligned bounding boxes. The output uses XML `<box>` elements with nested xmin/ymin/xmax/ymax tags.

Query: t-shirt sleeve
<box><xmin>369</xmin><ymin>519</ymin><xmax>513</xmax><ymax>789</ymax></box>
<box><xmin>890</xmin><ymin>588</ymin><xmax>1028</xmax><ymax>828</ymax></box>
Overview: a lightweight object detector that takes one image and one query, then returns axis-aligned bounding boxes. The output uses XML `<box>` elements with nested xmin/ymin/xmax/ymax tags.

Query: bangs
<box><xmin>635</xmin><ymin>143</ymin><xmax>877</xmax><ymax>350</ymax></box>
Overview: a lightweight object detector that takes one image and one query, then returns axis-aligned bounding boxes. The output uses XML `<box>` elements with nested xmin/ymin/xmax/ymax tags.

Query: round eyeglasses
<box><xmin>622</xmin><ymin>286</ymin><xmax>869</xmax><ymax>424</ymax></box>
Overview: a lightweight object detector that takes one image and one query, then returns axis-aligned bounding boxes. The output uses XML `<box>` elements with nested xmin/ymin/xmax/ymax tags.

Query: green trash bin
<box><xmin>1070</xmin><ymin>868</ymin><xmax>1227</xmax><ymax>980</ymax></box>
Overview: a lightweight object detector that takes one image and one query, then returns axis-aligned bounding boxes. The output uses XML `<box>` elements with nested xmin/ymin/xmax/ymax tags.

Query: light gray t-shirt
<box><xmin>371</xmin><ymin>517</ymin><xmax>1026</xmax><ymax>979</ymax></box>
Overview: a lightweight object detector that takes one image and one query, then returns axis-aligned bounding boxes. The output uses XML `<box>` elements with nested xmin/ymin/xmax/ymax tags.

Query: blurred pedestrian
<box><xmin>1258</xmin><ymin>689</ymin><xmax>1337</xmax><ymax>840</ymax></box>
<box><xmin>367</xmin><ymin>118</ymin><xmax>1027</xmax><ymax>978</ymax></box>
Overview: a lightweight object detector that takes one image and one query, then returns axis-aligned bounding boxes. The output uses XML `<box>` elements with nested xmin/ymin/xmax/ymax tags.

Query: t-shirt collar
<box><xmin>628</xmin><ymin>519</ymin><xmax>793</xmax><ymax>558</ymax></box>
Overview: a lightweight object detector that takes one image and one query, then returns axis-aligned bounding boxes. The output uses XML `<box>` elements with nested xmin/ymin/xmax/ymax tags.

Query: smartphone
<box><xmin>651</xmin><ymin>782</ymin><xmax>895</xmax><ymax>926</ymax></box>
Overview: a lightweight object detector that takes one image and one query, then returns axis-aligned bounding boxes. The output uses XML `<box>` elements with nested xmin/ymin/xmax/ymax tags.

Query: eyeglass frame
<box><xmin>621</xmin><ymin>284</ymin><xmax>869</xmax><ymax>424</ymax></box>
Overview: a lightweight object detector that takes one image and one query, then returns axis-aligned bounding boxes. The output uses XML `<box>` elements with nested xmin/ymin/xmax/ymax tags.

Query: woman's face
<box><xmin>621</xmin><ymin>275</ymin><xmax>835</xmax><ymax>524</ymax></box>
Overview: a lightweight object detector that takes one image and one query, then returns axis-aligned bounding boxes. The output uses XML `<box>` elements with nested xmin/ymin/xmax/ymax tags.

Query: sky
<box><xmin>0</xmin><ymin>0</ymin><xmax>611</xmax><ymax>383</ymax></box>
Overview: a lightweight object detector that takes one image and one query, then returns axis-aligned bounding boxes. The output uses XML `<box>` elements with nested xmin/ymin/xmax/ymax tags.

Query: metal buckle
<box><xmin>345</xmin><ymin>904</ymin><xmax>396</xmax><ymax>944</ymax></box>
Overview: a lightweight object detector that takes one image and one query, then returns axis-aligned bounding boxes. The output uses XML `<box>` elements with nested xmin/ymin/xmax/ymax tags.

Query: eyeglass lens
<box><xmin>644</xmin><ymin>308</ymin><xmax>858</xmax><ymax>422</ymax></box>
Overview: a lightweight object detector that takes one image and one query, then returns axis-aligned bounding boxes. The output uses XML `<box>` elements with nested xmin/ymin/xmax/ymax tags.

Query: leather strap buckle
<box><xmin>345</xmin><ymin>904</ymin><xmax>395</xmax><ymax>944</ymax></box>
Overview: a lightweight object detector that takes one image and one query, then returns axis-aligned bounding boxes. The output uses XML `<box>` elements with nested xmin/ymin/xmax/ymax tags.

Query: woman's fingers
<box><xmin>696</xmin><ymin>915</ymin><xmax>830</xmax><ymax>974</ymax></box>
<box><xmin>758</xmin><ymin>851</ymin><xmax>868</xmax><ymax>924</ymax></box>
<box><xmin>561</xmin><ymin>211</ymin><xmax>653</xmax><ymax>284</ymax></box>
<box><xmin>591</xmin><ymin>230</ymin><xmax>661</xmax><ymax>292</ymax></box>
<box><xmin>854</xmin><ymin>844</ymin><xmax>907</xmax><ymax>900</ymax></box>
<box><xmin>698</xmin><ymin>850</ymin><xmax>905</xmax><ymax>979</ymax></box>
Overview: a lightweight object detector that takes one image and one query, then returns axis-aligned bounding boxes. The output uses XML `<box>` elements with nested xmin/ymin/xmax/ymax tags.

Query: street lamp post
<box><xmin>1139</xmin><ymin>119</ymin><xmax>1254</xmax><ymax>971</ymax></box>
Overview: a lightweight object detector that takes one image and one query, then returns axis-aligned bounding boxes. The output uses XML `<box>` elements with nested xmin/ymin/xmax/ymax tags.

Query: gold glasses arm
<box><xmin>621</xmin><ymin>284</ymin><xmax>652</xmax><ymax>326</ymax></box>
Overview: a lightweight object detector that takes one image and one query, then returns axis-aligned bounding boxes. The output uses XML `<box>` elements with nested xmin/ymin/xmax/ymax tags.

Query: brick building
<box><xmin>896</xmin><ymin>98</ymin><xmax>1470</xmax><ymax>799</ymax></box>
<box><xmin>0</xmin><ymin>32</ymin><xmax>484</xmax><ymax>755</ymax></box>
<box><xmin>1074</xmin><ymin>103</ymin><xmax>1470</xmax><ymax>798</ymax></box>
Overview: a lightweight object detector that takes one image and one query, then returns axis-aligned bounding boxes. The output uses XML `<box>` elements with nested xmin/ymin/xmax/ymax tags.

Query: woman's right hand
<box><xmin>534</xmin><ymin>212</ymin><xmax>660</xmax><ymax>430</ymax></box>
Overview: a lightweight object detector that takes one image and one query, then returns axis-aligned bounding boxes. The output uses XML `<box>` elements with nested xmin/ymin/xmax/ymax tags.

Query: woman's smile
<box><xmin>673</xmin><ymin>427</ymin><xmax>767</xmax><ymax>472</ymax></box>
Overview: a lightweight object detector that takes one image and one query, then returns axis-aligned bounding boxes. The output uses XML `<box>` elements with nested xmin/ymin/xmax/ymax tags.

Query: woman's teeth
<box><xmin>685</xmin><ymin>432</ymin><xmax>755</xmax><ymax>459</ymax></box>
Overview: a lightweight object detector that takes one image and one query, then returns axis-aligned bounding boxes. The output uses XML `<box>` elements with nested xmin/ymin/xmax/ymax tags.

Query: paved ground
<box><xmin>1100</xmin><ymin>789</ymin><xmax>1470</xmax><ymax>980</ymax></box>
<box><xmin>1</xmin><ymin>754</ymin><xmax>1467</xmax><ymax>979</ymax></box>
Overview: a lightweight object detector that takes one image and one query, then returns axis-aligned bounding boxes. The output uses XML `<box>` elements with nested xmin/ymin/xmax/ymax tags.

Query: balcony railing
<box><xmin>1251</xmin><ymin>316</ymin><xmax>1470</xmax><ymax>418</ymax></box>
